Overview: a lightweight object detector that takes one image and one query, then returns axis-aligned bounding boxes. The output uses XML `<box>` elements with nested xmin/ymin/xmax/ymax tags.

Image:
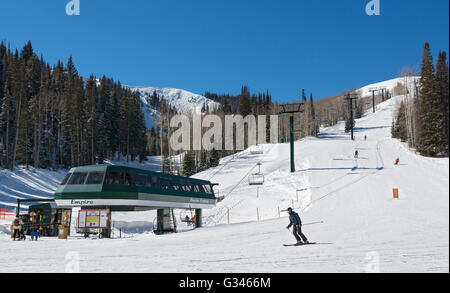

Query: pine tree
<box><xmin>85</xmin><ymin>76</ymin><xmax>98</xmax><ymax>165</ymax></box>
<box><xmin>435</xmin><ymin>51</ymin><xmax>449</xmax><ymax>156</ymax></box>
<box><xmin>392</xmin><ymin>101</ymin><xmax>407</xmax><ymax>142</ymax></box>
<box><xmin>208</xmin><ymin>148</ymin><xmax>220</xmax><ymax>168</ymax></box>
<box><xmin>238</xmin><ymin>86</ymin><xmax>252</xmax><ymax>117</ymax></box>
<box><xmin>161</xmin><ymin>154</ymin><xmax>171</xmax><ymax>174</ymax></box>
<box><xmin>0</xmin><ymin>80</ymin><xmax>13</xmax><ymax>169</ymax></box>
<box><xmin>417</xmin><ymin>42</ymin><xmax>441</xmax><ymax>157</ymax></box>
<box><xmin>198</xmin><ymin>150</ymin><xmax>208</xmax><ymax>172</ymax></box>
<box><xmin>12</xmin><ymin>56</ymin><xmax>28</xmax><ymax>170</ymax></box>
<box><xmin>105</xmin><ymin>83</ymin><xmax>120</xmax><ymax>160</ymax></box>
<box><xmin>182</xmin><ymin>151</ymin><xmax>196</xmax><ymax>177</ymax></box>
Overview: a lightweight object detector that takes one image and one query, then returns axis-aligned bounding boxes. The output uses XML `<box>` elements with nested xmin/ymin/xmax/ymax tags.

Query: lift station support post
<box><xmin>195</xmin><ymin>209</ymin><xmax>202</xmax><ymax>228</ymax></box>
<box><xmin>289</xmin><ymin>113</ymin><xmax>295</xmax><ymax>173</ymax></box>
<box><xmin>279</xmin><ymin>103</ymin><xmax>304</xmax><ymax>173</ymax></box>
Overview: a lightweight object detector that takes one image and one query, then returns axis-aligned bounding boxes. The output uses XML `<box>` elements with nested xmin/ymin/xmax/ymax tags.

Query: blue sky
<box><xmin>0</xmin><ymin>0</ymin><xmax>448</xmax><ymax>101</ymax></box>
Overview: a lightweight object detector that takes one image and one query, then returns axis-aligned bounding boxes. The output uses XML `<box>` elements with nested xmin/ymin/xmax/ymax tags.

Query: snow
<box><xmin>0</xmin><ymin>81</ymin><xmax>448</xmax><ymax>273</ymax></box>
<box><xmin>129</xmin><ymin>86</ymin><xmax>220</xmax><ymax>129</ymax></box>
<box><xmin>358</xmin><ymin>76</ymin><xmax>419</xmax><ymax>98</ymax></box>
<box><xmin>0</xmin><ymin>168</ymin><xmax>67</xmax><ymax>211</ymax></box>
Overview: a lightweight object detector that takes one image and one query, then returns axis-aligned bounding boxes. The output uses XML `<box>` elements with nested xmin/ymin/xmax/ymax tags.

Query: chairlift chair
<box><xmin>248</xmin><ymin>162</ymin><xmax>264</xmax><ymax>186</ymax></box>
<box><xmin>250</xmin><ymin>145</ymin><xmax>264</xmax><ymax>155</ymax></box>
<box><xmin>180</xmin><ymin>209</ymin><xmax>195</xmax><ymax>225</ymax></box>
<box><xmin>248</xmin><ymin>173</ymin><xmax>265</xmax><ymax>185</ymax></box>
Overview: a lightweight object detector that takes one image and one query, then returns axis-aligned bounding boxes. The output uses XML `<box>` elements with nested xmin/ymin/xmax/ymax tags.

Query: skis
<box><xmin>283</xmin><ymin>242</ymin><xmax>317</xmax><ymax>247</ymax></box>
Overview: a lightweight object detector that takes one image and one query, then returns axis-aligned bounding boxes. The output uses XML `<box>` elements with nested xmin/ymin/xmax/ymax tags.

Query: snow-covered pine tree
<box><xmin>417</xmin><ymin>42</ymin><xmax>441</xmax><ymax>157</ymax></box>
<box><xmin>182</xmin><ymin>151</ymin><xmax>196</xmax><ymax>177</ymax></box>
<box><xmin>392</xmin><ymin>100</ymin><xmax>408</xmax><ymax>142</ymax></box>
<box><xmin>198</xmin><ymin>150</ymin><xmax>208</xmax><ymax>172</ymax></box>
<box><xmin>0</xmin><ymin>80</ymin><xmax>13</xmax><ymax>169</ymax></box>
<box><xmin>435</xmin><ymin>51</ymin><xmax>449</xmax><ymax>156</ymax></box>
<box><xmin>208</xmin><ymin>148</ymin><xmax>220</xmax><ymax>168</ymax></box>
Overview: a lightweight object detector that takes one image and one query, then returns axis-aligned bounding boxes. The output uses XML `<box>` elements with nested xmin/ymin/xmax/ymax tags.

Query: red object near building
<box><xmin>393</xmin><ymin>189</ymin><xmax>400</xmax><ymax>200</ymax></box>
<box><xmin>0</xmin><ymin>208</ymin><xmax>15</xmax><ymax>220</ymax></box>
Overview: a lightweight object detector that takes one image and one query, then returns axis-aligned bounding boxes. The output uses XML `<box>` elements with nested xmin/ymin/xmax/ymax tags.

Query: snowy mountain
<box><xmin>128</xmin><ymin>86</ymin><xmax>220</xmax><ymax>129</ymax></box>
<box><xmin>358</xmin><ymin>76</ymin><xmax>420</xmax><ymax>98</ymax></box>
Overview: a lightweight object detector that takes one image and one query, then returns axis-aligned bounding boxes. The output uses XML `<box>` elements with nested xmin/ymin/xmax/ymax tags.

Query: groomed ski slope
<box><xmin>0</xmin><ymin>94</ymin><xmax>448</xmax><ymax>273</ymax></box>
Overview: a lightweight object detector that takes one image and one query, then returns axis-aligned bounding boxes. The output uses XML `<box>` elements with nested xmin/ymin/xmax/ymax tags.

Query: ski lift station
<box><xmin>16</xmin><ymin>165</ymin><xmax>217</xmax><ymax>238</ymax></box>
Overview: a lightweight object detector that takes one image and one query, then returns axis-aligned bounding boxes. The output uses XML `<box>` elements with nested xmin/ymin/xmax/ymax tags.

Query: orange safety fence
<box><xmin>393</xmin><ymin>188</ymin><xmax>399</xmax><ymax>200</ymax></box>
<box><xmin>0</xmin><ymin>208</ymin><xmax>15</xmax><ymax>221</ymax></box>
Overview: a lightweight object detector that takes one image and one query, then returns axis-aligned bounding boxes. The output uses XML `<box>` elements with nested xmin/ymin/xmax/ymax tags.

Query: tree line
<box><xmin>392</xmin><ymin>42</ymin><xmax>449</xmax><ymax>157</ymax></box>
<box><xmin>0</xmin><ymin>41</ymin><xmax>147</xmax><ymax>171</ymax></box>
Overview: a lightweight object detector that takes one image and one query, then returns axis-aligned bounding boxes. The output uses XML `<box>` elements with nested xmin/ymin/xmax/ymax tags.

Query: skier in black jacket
<box><xmin>286</xmin><ymin>208</ymin><xmax>309</xmax><ymax>245</ymax></box>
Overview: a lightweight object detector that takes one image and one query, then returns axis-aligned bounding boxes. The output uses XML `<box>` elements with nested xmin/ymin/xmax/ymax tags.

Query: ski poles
<box><xmin>286</xmin><ymin>221</ymin><xmax>324</xmax><ymax>233</ymax></box>
<box><xmin>302</xmin><ymin>221</ymin><xmax>324</xmax><ymax>226</ymax></box>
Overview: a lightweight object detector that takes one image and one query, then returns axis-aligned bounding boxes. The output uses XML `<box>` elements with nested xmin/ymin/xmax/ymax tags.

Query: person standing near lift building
<box><xmin>286</xmin><ymin>208</ymin><xmax>309</xmax><ymax>245</ymax></box>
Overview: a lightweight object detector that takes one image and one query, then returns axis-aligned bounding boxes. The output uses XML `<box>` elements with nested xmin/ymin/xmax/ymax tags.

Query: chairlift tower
<box><xmin>344</xmin><ymin>93</ymin><xmax>358</xmax><ymax>141</ymax></box>
<box><xmin>368</xmin><ymin>88</ymin><xmax>378</xmax><ymax>113</ymax></box>
<box><xmin>248</xmin><ymin>162</ymin><xmax>265</xmax><ymax>185</ymax></box>
<box><xmin>279</xmin><ymin>103</ymin><xmax>304</xmax><ymax>173</ymax></box>
<box><xmin>380</xmin><ymin>87</ymin><xmax>387</xmax><ymax>102</ymax></box>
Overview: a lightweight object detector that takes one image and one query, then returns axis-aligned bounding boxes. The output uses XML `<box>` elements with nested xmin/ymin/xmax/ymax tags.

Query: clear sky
<box><xmin>0</xmin><ymin>0</ymin><xmax>448</xmax><ymax>101</ymax></box>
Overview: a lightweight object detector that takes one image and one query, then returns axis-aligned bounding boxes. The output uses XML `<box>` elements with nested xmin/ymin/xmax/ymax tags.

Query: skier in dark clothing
<box><xmin>286</xmin><ymin>208</ymin><xmax>309</xmax><ymax>245</ymax></box>
<box><xmin>30</xmin><ymin>223</ymin><xmax>39</xmax><ymax>241</ymax></box>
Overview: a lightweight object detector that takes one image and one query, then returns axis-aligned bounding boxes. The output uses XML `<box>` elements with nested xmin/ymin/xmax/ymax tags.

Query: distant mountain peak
<box><xmin>127</xmin><ymin>86</ymin><xmax>220</xmax><ymax>129</ymax></box>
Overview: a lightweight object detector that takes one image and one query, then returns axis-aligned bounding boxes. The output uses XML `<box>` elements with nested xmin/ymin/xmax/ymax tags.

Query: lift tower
<box><xmin>279</xmin><ymin>103</ymin><xmax>304</xmax><ymax>173</ymax></box>
<box><xmin>344</xmin><ymin>93</ymin><xmax>358</xmax><ymax>141</ymax></box>
<box><xmin>368</xmin><ymin>88</ymin><xmax>378</xmax><ymax>113</ymax></box>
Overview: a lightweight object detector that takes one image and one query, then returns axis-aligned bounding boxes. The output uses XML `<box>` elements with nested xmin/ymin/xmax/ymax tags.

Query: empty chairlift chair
<box><xmin>250</xmin><ymin>145</ymin><xmax>264</xmax><ymax>155</ymax></box>
<box><xmin>248</xmin><ymin>162</ymin><xmax>265</xmax><ymax>186</ymax></box>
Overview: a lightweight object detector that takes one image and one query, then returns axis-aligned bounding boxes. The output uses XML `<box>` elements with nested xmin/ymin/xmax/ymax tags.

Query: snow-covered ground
<box><xmin>0</xmin><ymin>89</ymin><xmax>447</xmax><ymax>273</ymax></box>
<box><xmin>0</xmin><ymin>168</ymin><xmax>67</xmax><ymax>211</ymax></box>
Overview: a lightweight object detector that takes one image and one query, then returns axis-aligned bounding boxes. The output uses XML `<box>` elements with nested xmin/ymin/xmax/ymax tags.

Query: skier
<box><xmin>11</xmin><ymin>217</ymin><xmax>22</xmax><ymax>241</ymax></box>
<box><xmin>286</xmin><ymin>208</ymin><xmax>309</xmax><ymax>245</ymax></box>
<box><xmin>30</xmin><ymin>222</ymin><xmax>39</xmax><ymax>241</ymax></box>
<box><xmin>395</xmin><ymin>158</ymin><xmax>400</xmax><ymax>165</ymax></box>
<box><xmin>354</xmin><ymin>150</ymin><xmax>359</xmax><ymax>159</ymax></box>
<box><xmin>364</xmin><ymin>135</ymin><xmax>367</xmax><ymax>141</ymax></box>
